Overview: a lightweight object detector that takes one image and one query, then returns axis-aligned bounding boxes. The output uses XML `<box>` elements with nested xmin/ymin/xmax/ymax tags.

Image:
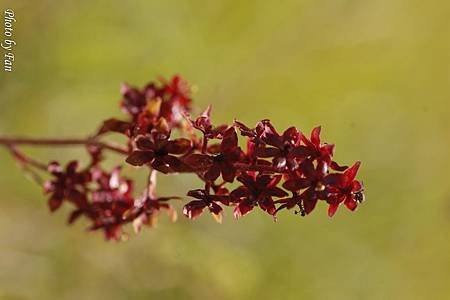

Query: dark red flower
<box><xmin>253</xmin><ymin>125</ymin><xmax>311</xmax><ymax>170</ymax></box>
<box><xmin>90</xmin><ymin>167</ymin><xmax>134</xmax><ymax>203</ymax></box>
<box><xmin>187</xmin><ymin>105</ymin><xmax>228</xmax><ymax>140</ymax></box>
<box><xmin>120</xmin><ymin>76</ymin><xmax>192</xmax><ymax>133</ymax></box>
<box><xmin>279</xmin><ymin>159</ymin><xmax>364</xmax><ymax>217</ymax></box>
<box><xmin>71</xmin><ymin>166</ymin><xmax>135</xmax><ymax>240</ymax></box>
<box><xmin>183</xmin><ymin>189</ymin><xmax>231</xmax><ymax>221</ymax></box>
<box><xmin>231</xmin><ymin>172</ymin><xmax>288</xmax><ymax>218</ymax></box>
<box><xmin>126</xmin><ymin>119</ymin><xmax>192</xmax><ymax>173</ymax></box>
<box><xmin>159</xmin><ymin>75</ymin><xmax>192</xmax><ymax>127</ymax></box>
<box><xmin>281</xmin><ymin>159</ymin><xmax>331</xmax><ymax>215</ymax></box>
<box><xmin>183</xmin><ymin>127</ymin><xmax>243</xmax><ymax>182</ymax></box>
<box><xmin>323</xmin><ymin>161</ymin><xmax>364</xmax><ymax>217</ymax></box>
<box><xmin>120</xmin><ymin>82</ymin><xmax>150</xmax><ymax>118</ymax></box>
<box><xmin>44</xmin><ymin>161</ymin><xmax>90</xmax><ymax>212</ymax></box>
<box><xmin>235</xmin><ymin>120</ymin><xmax>311</xmax><ymax>169</ymax></box>
<box><xmin>132</xmin><ymin>195</ymin><xmax>180</xmax><ymax>233</ymax></box>
<box><xmin>300</xmin><ymin>126</ymin><xmax>347</xmax><ymax>171</ymax></box>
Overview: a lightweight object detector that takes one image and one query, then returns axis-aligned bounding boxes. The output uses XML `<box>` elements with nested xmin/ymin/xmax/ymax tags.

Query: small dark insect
<box><xmin>294</xmin><ymin>202</ymin><xmax>306</xmax><ymax>216</ymax></box>
<box><xmin>354</xmin><ymin>189</ymin><xmax>365</xmax><ymax>203</ymax></box>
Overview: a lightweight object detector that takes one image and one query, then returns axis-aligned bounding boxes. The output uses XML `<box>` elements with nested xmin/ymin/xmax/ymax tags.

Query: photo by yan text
<box><xmin>2</xmin><ymin>9</ymin><xmax>16</xmax><ymax>72</ymax></box>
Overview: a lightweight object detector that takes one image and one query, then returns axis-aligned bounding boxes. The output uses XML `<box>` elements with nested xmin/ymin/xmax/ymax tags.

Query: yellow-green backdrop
<box><xmin>0</xmin><ymin>1</ymin><xmax>449</xmax><ymax>299</ymax></box>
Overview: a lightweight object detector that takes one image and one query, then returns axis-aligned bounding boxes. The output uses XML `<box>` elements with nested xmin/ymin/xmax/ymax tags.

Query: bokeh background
<box><xmin>0</xmin><ymin>1</ymin><xmax>449</xmax><ymax>299</ymax></box>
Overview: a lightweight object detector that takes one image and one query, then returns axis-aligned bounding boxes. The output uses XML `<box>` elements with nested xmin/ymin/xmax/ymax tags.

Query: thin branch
<box><xmin>0</xmin><ymin>136</ymin><xmax>129</xmax><ymax>155</ymax></box>
<box><xmin>7</xmin><ymin>147</ymin><xmax>45</xmax><ymax>185</ymax></box>
<box><xmin>8</xmin><ymin>146</ymin><xmax>48</xmax><ymax>171</ymax></box>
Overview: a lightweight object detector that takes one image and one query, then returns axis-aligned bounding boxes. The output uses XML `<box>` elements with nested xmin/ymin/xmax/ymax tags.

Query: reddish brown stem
<box><xmin>6</xmin><ymin>146</ymin><xmax>45</xmax><ymax>185</ymax></box>
<box><xmin>8</xmin><ymin>146</ymin><xmax>48</xmax><ymax>171</ymax></box>
<box><xmin>0</xmin><ymin>136</ymin><xmax>129</xmax><ymax>155</ymax></box>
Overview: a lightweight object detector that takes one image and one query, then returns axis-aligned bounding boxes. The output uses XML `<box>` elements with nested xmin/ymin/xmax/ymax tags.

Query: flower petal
<box><xmin>204</xmin><ymin>163</ymin><xmax>221</xmax><ymax>181</ymax></box>
<box><xmin>98</xmin><ymin>118</ymin><xmax>131</xmax><ymax>135</ymax></box>
<box><xmin>282</xmin><ymin>126</ymin><xmax>301</xmax><ymax>145</ymax></box>
<box><xmin>254</xmin><ymin>146</ymin><xmax>281</xmax><ymax>158</ymax></box>
<box><xmin>259</xmin><ymin>198</ymin><xmax>276</xmax><ymax>215</ymax></box>
<box><xmin>183</xmin><ymin>200</ymin><xmax>206</xmax><ymax>219</ymax></box>
<box><xmin>68</xmin><ymin>209</ymin><xmax>84</xmax><ymax>224</ymax></box>
<box><xmin>155</xmin><ymin>117</ymin><xmax>171</xmax><ymax>136</ymax></box>
<box><xmin>344</xmin><ymin>161</ymin><xmax>361</xmax><ymax>181</ymax></box>
<box><xmin>330</xmin><ymin>161</ymin><xmax>348</xmax><ymax>172</ymax></box>
<box><xmin>166</xmin><ymin>138</ymin><xmax>191</xmax><ymax>154</ymax></box>
<box><xmin>230</xmin><ymin>186</ymin><xmax>249</xmax><ymax>201</ymax></box>
<box><xmin>66</xmin><ymin>160</ymin><xmax>79</xmax><ymax>175</ymax></box>
<box><xmin>233</xmin><ymin>200</ymin><xmax>254</xmax><ymax>219</ymax></box>
<box><xmin>47</xmin><ymin>161</ymin><xmax>62</xmax><ymax>175</ymax></box>
<box><xmin>48</xmin><ymin>195</ymin><xmax>62</xmax><ymax>212</ymax></box>
<box><xmin>352</xmin><ymin>180</ymin><xmax>363</xmax><ymax>192</ymax></box>
<box><xmin>328</xmin><ymin>203</ymin><xmax>339</xmax><ymax>217</ymax></box>
<box><xmin>303</xmin><ymin>197</ymin><xmax>318</xmax><ymax>215</ymax></box>
<box><xmin>187</xmin><ymin>189</ymin><xmax>206</xmax><ymax>199</ymax></box>
<box><xmin>237</xmin><ymin>173</ymin><xmax>256</xmax><ymax>190</ymax></box>
<box><xmin>183</xmin><ymin>154</ymin><xmax>213</xmax><ymax>171</ymax></box>
<box><xmin>126</xmin><ymin>151</ymin><xmax>155</xmax><ymax>166</ymax></box>
<box><xmin>344</xmin><ymin>196</ymin><xmax>358</xmax><ymax>211</ymax></box>
<box><xmin>291</xmin><ymin>146</ymin><xmax>313</xmax><ymax>158</ymax></box>
<box><xmin>283</xmin><ymin>178</ymin><xmax>312</xmax><ymax>192</ymax></box>
<box><xmin>299</xmin><ymin>159</ymin><xmax>315</xmax><ymax>179</ymax></box>
<box><xmin>221</xmin><ymin>163</ymin><xmax>236</xmax><ymax>183</ymax></box>
<box><xmin>311</xmin><ymin>126</ymin><xmax>321</xmax><ymax>147</ymax></box>
<box><xmin>208</xmin><ymin>202</ymin><xmax>223</xmax><ymax>215</ymax></box>
<box><xmin>221</xmin><ymin>127</ymin><xmax>238</xmax><ymax>151</ymax></box>
<box><xmin>323</xmin><ymin>173</ymin><xmax>346</xmax><ymax>188</ymax></box>
<box><xmin>153</xmin><ymin>155</ymin><xmax>182</xmax><ymax>173</ymax></box>
<box><xmin>301</xmin><ymin>188</ymin><xmax>318</xmax><ymax>214</ymax></box>
<box><xmin>135</xmin><ymin>136</ymin><xmax>156</xmax><ymax>151</ymax></box>
<box><xmin>266</xmin><ymin>187</ymin><xmax>288</xmax><ymax>198</ymax></box>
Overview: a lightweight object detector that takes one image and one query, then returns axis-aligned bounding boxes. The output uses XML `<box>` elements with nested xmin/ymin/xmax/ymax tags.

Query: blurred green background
<box><xmin>0</xmin><ymin>0</ymin><xmax>449</xmax><ymax>299</ymax></box>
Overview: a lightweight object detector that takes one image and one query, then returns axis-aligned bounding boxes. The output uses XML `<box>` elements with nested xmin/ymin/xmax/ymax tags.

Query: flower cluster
<box><xmin>3</xmin><ymin>75</ymin><xmax>364</xmax><ymax>240</ymax></box>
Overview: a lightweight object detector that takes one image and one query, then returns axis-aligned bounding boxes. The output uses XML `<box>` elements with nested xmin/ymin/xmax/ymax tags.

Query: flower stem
<box><xmin>147</xmin><ymin>168</ymin><xmax>157</xmax><ymax>199</ymax></box>
<box><xmin>0</xmin><ymin>136</ymin><xmax>129</xmax><ymax>155</ymax></box>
